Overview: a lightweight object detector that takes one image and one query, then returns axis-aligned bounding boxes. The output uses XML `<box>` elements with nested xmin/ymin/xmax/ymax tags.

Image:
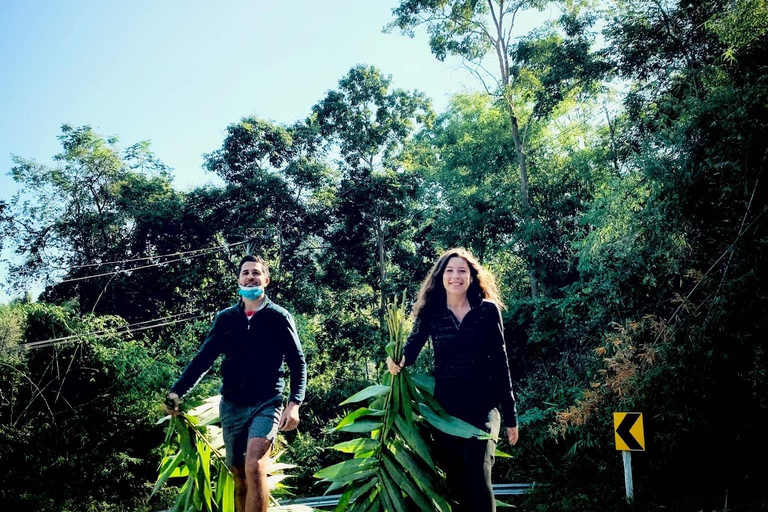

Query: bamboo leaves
<box><xmin>153</xmin><ymin>395</ymin><xmax>312</xmax><ymax>512</ymax></box>
<box><xmin>340</xmin><ymin>386</ymin><xmax>391</xmax><ymax>405</ymax></box>
<box><xmin>314</xmin><ymin>292</ymin><xmax>493</xmax><ymax>511</ymax></box>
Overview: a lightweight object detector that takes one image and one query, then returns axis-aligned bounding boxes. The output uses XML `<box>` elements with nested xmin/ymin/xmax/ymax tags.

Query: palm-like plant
<box><xmin>154</xmin><ymin>395</ymin><xmax>312</xmax><ymax>512</ymax></box>
<box><xmin>315</xmin><ymin>292</ymin><xmax>494</xmax><ymax>511</ymax></box>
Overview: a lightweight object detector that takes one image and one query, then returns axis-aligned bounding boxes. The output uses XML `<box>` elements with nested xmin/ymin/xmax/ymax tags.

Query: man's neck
<box><xmin>242</xmin><ymin>295</ymin><xmax>266</xmax><ymax>311</ymax></box>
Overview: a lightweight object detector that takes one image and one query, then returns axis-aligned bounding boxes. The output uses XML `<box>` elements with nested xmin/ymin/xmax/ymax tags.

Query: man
<box><xmin>164</xmin><ymin>254</ymin><xmax>306</xmax><ymax>512</ymax></box>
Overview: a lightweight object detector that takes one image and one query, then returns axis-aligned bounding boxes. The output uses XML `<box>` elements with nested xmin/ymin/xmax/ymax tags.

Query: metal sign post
<box><xmin>622</xmin><ymin>451</ymin><xmax>634</xmax><ymax>500</ymax></box>
<box><xmin>614</xmin><ymin>412</ymin><xmax>645</xmax><ymax>502</ymax></box>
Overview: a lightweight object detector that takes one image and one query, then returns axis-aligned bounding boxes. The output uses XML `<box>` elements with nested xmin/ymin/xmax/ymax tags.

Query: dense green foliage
<box><xmin>1</xmin><ymin>1</ymin><xmax>767</xmax><ymax>510</ymax></box>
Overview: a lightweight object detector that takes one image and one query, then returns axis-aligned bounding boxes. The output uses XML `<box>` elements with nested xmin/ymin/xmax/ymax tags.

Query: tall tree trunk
<box><xmin>503</xmin><ymin>92</ymin><xmax>539</xmax><ymax>298</ymax></box>
<box><xmin>490</xmin><ymin>0</ymin><xmax>540</xmax><ymax>298</ymax></box>
<box><xmin>375</xmin><ymin>215</ymin><xmax>387</xmax><ymax>326</ymax></box>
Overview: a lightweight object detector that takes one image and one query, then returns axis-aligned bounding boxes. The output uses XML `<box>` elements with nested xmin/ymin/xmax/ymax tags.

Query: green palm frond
<box><xmin>154</xmin><ymin>395</ymin><xmax>312</xmax><ymax>512</ymax></box>
<box><xmin>315</xmin><ymin>291</ymin><xmax>494</xmax><ymax>511</ymax></box>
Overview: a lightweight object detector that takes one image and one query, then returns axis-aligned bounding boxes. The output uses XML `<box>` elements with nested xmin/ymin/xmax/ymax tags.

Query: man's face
<box><xmin>238</xmin><ymin>261</ymin><xmax>270</xmax><ymax>289</ymax></box>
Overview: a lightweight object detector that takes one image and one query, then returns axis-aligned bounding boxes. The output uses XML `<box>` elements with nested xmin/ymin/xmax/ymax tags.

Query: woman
<box><xmin>387</xmin><ymin>247</ymin><xmax>519</xmax><ymax>512</ymax></box>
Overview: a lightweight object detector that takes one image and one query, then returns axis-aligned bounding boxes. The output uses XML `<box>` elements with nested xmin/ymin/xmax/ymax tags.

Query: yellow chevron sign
<box><xmin>614</xmin><ymin>412</ymin><xmax>645</xmax><ymax>451</ymax></box>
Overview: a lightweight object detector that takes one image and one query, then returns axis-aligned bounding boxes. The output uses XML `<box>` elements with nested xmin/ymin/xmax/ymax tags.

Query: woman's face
<box><xmin>442</xmin><ymin>256</ymin><xmax>471</xmax><ymax>298</ymax></box>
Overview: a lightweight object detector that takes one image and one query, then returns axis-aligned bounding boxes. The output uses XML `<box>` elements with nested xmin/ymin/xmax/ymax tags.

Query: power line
<box><xmin>20</xmin><ymin>242</ymin><xmax>329</xmax><ymax>350</ymax></box>
<box><xmin>22</xmin><ymin>311</ymin><xmax>211</xmax><ymax>350</ymax></box>
<box><xmin>58</xmin><ymin>243</ymin><xmax>240</xmax><ymax>284</ymax></box>
<box><xmin>32</xmin><ymin>91</ymin><xmax>631</xmax><ymax>287</ymax></box>
<box><xmin>55</xmin><ymin>239</ymin><xmax>253</xmax><ymax>271</ymax></box>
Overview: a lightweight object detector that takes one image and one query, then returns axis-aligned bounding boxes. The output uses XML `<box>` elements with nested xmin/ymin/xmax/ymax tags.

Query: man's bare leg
<box><xmin>244</xmin><ymin>437</ymin><xmax>272</xmax><ymax>512</ymax></box>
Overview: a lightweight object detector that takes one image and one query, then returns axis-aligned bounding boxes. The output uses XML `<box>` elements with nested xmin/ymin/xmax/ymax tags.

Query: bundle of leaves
<box><xmin>314</xmin><ymin>293</ymin><xmax>498</xmax><ymax>511</ymax></box>
<box><xmin>153</xmin><ymin>395</ymin><xmax>312</xmax><ymax>512</ymax></box>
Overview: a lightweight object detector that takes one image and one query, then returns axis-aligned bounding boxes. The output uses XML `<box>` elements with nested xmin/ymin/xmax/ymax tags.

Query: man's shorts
<box><xmin>219</xmin><ymin>394</ymin><xmax>283</xmax><ymax>467</ymax></box>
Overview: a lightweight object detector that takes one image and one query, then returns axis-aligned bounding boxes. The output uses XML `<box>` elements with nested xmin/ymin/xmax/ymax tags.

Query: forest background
<box><xmin>1</xmin><ymin>1</ymin><xmax>767</xmax><ymax>511</ymax></box>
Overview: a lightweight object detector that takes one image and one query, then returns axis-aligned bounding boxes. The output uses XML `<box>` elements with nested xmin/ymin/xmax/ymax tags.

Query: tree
<box><xmin>311</xmin><ymin>65</ymin><xmax>434</xmax><ymax>327</ymax></box>
<box><xmin>202</xmin><ymin>115</ymin><xmax>335</xmax><ymax>312</ymax></box>
<box><xmin>0</xmin><ymin>301</ymin><xmax>179</xmax><ymax>511</ymax></box>
<box><xmin>537</xmin><ymin>1</ymin><xmax>768</xmax><ymax>508</ymax></box>
<box><xmin>388</xmin><ymin>0</ymin><xmax>609</xmax><ymax>297</ymax></box>
<box><xmin>3</xmin><ymin>125</ymin><xmax>197</xmax><ymax>317</ymax></box>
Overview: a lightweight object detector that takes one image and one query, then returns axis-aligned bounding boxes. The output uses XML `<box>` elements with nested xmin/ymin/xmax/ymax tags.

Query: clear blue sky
<box><xmin>0</xmin><ymin>0</ymin><xmax>487</xmax><ymax>193</ymax></box>
<box><xmin>0</xmin><ymin>0</ymin><xmax>550</xmax><ymax>300</ymax></box>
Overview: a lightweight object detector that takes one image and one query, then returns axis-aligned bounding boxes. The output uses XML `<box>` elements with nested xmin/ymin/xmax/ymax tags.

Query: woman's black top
<box><xmin>402</xmin><ymin>299</ymin><xmax>517</xmax><ymax>429</ymax></box>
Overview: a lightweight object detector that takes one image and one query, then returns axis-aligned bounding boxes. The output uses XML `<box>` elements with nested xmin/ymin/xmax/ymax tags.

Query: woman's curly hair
<box><xmin>411</xmin><ymin>247</ymin><xmax>504</xmax><ymax>319</ymax></box>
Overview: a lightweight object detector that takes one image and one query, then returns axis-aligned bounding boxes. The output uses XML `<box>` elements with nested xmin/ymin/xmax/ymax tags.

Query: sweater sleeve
<box><xmin>488</xmin><ymin>303</ymin><xmax>518</xmax><ymax>428</ymax></box>
<box><xmin>282</xmin><ymin>312</ymin><xmax>307</xmax><ymax>404</ymax></box>
<box><xmin>170</xmin><ymin>312</ymin><xmax>227</xmax><ymax>398</ymax></box>
<box><xmin>402</xmin><ymin>315</ymin><xmax>432</xmax><ymax>367</ymax></box>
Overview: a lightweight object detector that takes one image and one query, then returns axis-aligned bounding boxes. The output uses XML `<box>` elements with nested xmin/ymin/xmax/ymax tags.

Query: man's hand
<box><xmin>279</xmin><ymin>401</ymin><xmax>300</xmax><ymax>431</ymax></box>
<box><xmin>386</xmin><ymin>356</ymin><xmax>405</xmax><ymax>375</ymax></box>
<box><xmin>506</xmin><ymin>426</ymin><xmax>519</xmax><ymax>446</ymax></box>
<box><xmin>163</xmin><ymin>392</ymin><xmax>180</xmax><ymax>416</ymax></box>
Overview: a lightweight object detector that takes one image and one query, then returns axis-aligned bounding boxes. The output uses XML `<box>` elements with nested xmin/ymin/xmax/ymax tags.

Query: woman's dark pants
<box><xmin>434</xmin><ymin>408</ymin><xmax>501</xmax><ymax>512</ymax></box>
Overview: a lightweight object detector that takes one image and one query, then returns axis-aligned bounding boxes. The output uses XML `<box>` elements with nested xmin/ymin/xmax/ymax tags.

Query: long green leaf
<box><xmin>386</xmin><ymin>376</ymin><xmax>400</xmax><ymax>433</ymax></box>
<box><xmin>336</xmin><ymin>407</ymin><xmax>385</xmax><ymax>430</ymax></box>
<box><xmin>381</xmin><ymin>451</ymin><xmax>434</xmax><ymax>512</ymax></box>
<box><xmin>331</xmin><ymin>437</ymin><xmax>380</xmax><ymax>454</ymax></box>
<box><xmin>326</xmin><ymin>479</ymin><xmax>348</xmax><ymax>495</ymax></box>
<box><xmin>388</xmin><ymin>438</ymin><xmax>440</xmax><ymax>491</ymax></box>
<box><xmin>153</xmin><ymin>449</ymin><xmax>185</xmax><ymax>495</ymax></box>
<box><xmin>325</xmin><ymin>468</ymin><xmax>377</xmax><ymax>485</ymax></box>
<box><xmin>199</xmin><ymin>440</ymin><xmax>211</xmax><ymax>484</ymax></box>
<box><xmin>337</xmin><ymin>420</ymin><xmax>384</xmax><ymax>433</ymax></box>
<box><xmin>340</xmin><ymin>385</ymin><xmax>391</xmax><ymax>405</ymax></box>
<box><xmin>169</xmin><ymin>465</ymin><xmax>189</xmax><ymax>478</ymax></box>
<box><xmin>349</xmin><ymin>477</ymin><xmax>378</xmax><ymax>505</ymax></box>
<box><xmin>393</xmin><ymin>415</ymin><xmax>434</xmax><ymax>469</ymax></box>
<box><xmin>420</xmin><ymin>402</ymin><xmax>494</xmax><ymax>439</ymax></box>
<box><xmin>379</xmin><ymin>469</ymin><xmax>408</xmax><ymax>512</ymax></box>
<box><xmin>349</xmin><ymin>484</ymin><xmax>380</xmax><ymax>512</ymax></box>
<box><xmin>314</xmin><ymin>457</ymin><xmax>378</xmax><ymax>480</ymax></box>
<box><xmin>222</xmin><ymin>471</ymin><xmax>234</xmax><ymax>512</ymax></box>
<box><xmin>376</xmin><ymin>473</ymin><xmax>397</xmax><ymax>512</ymax></box>
<box><xmin>399</xmin><ymin>373</ymin><xmax>413</xmax><ymax>426</ymax></box>
<box><xmin>389</xmin><ymin>439</ymin><xmax>452</xmax><ymax>512</ymax></box>
<box><xmin>411</xmin><ymin>374</ymin><xmax>435</xmax><ymax>394</ymax></box>
<box><xmin>336</xmin><ymin>481</ymin><xmax>356</xmax><ymax>511</ymax></box>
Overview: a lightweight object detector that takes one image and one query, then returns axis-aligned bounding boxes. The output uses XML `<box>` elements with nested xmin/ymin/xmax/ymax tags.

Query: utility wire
<box><xmin>37</xmin><ymin>88</ymin><xmax>634</xmax><ymax>285</ymax></box>
<box><xmin>58</xmin><ymin>244</ymin><xmax>234</xmax><ymax>284</ymax></box>
<box><xmin>22</xmin><ymin>311</ymin><xmax>210</xmax><ymax>350</ymax></box>
<box><xmin>21</xmin><ymin>241</ymin><xmax>329</xmax><ymax>350</ymax></box>
<box><xmin>55</xmin><ymin>239</ymin><xmax>252</xmax><ymax>271</ymax></box>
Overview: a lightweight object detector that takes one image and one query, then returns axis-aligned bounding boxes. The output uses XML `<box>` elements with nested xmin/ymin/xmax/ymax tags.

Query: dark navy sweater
<box><xmin>171</xmin><ymin>298</ymin><xmax>307</xmax><ymax>405</ymax></box>
<box><xmin>403</xmin><ymin>300</ymin><xmax>517</xmax><ymax>428</ymax></box>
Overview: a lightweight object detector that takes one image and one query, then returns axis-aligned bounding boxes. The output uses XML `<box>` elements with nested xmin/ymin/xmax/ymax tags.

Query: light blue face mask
<box><xmin>238</xmin><ymin>286</ymin><xmax>264</xmax><ymax>300</ymax></box>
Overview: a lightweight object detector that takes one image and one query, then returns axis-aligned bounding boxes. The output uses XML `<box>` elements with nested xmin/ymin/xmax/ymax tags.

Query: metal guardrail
<box><xmin>279</xmin><ymin>483</ymin><xmax>537</xmax><ymax>509</ymax></box>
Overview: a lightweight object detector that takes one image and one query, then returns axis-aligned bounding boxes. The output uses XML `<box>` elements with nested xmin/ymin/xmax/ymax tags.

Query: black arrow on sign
<box><xmin>616</xmin><ymin>413</ymin><xmax>642</xmax><ymax>450</ymax></box>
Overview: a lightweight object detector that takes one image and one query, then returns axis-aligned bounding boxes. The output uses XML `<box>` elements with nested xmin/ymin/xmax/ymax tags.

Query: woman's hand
<box><xmin>386</xmin><ymin>356</ymin><xmax>406</xmax><ymax>375</ymax></box>
<box><xmin>506</xmin><ymin>426</ymin><xmax>519</xmax><ymax>445</ymax></box>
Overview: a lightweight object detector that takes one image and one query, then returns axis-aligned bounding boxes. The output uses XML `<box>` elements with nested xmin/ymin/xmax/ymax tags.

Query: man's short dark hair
<box><xmin>238</xmin><ymin>254</ymin><xmax>269</xmax><ymax>278</ymax></box>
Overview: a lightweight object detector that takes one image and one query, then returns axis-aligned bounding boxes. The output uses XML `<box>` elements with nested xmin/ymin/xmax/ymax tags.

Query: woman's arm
<box><xmin>387</xmin><ymin>316</ymin><xmax>431</xmax><ymax>375</ymax></box>
<box><xmin>487</xmin><ymin>303</ymin><xmax>518</xmax><ymax>430</ymax></box>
